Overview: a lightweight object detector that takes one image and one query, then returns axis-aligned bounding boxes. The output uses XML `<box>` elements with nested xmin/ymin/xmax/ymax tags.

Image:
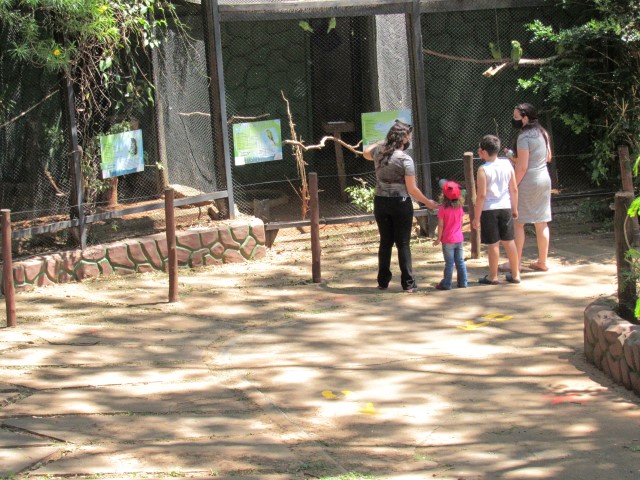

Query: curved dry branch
<box><xmin>284</xmin><ymin>136</ymin><xmax>363</xmax><ymax>155</ymax></box>
<box><xmin>0</xmin><ymin>89</ymin><xmax>59</xmax><ymax>130</ymax></box>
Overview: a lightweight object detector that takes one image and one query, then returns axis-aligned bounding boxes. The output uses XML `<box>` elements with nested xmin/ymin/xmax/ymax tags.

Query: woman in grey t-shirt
<box><xmin>363</xmin><ymin>121</ymin><xmax>438</xmax><ymax>292</ymax></box>
<box><xmin>500</xmin><ymin>103</ymin><xmax>552</xmax><ymax>273</ymax></box>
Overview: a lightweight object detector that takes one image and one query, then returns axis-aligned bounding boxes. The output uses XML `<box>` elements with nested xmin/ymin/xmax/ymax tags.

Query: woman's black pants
<box><xmin>373</xmin><ymin>196</ymin><xmax>416</xmax><ymax>290</ymax></box>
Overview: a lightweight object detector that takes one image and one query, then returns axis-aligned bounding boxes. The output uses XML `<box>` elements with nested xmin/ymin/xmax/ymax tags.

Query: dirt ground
<box><xmin>2</xmin><ymin>212</ymin><xmax>639</xmax><ymax>480</ymax></box>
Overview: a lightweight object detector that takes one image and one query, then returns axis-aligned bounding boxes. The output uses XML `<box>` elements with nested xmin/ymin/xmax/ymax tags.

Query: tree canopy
<box><xmin>0</xmin><ymin>0</ymin><xmax>179</xmax><ymax>122</ymax></box>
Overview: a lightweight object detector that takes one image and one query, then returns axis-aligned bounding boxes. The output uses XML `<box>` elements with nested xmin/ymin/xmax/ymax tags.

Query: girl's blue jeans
<box><xmin>440</xmin><ymin>242</ymin><xmax>468</xmax><ymax>289</ymax></box>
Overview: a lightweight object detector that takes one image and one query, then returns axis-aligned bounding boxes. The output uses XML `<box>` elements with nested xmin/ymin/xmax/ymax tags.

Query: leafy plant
<box><xmin>577</xmin><ymin>198</ymin><xmax>614</xmax><ymax>224</ymax></box>
<box><xmin>626</xmin><ymin>199</ymin><xmax>640</xmax><ymax>318</ymax></box>
<box><xmin>345</xmin><ymin>177</ymin><xmax>375</xmax><ymax>213</ymax></box>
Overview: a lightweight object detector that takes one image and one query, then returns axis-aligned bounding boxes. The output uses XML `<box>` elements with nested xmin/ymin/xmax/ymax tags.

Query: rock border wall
<box><xmin>584</xmin><ymin>299</ymin><xmax>640</xmax><ymax>395</ymax></box>
<box><xmin>6</xmin><ymin>219</ymin><xmax>266</xmax><ymax>292</ymax></box>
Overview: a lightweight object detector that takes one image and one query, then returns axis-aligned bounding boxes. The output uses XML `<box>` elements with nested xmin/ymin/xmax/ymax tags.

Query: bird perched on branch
<box><xmin>327</xmin><ymin>17</ymin><xmax>336</xmax><ymax>33</ymax></box>
<box><xmin>489</xmin><ymin>42</ymin><xmax>502</xmax><ymax>61</ymax></box>
<box><xmin>510</xmin><ymin>40</ymin><xmax>522</xmax><ymax>68</ymax></box>
<box><xmin>298</xmin><ymin>21</ymin><xmax>314</xmax><ymax>33</ymax></box>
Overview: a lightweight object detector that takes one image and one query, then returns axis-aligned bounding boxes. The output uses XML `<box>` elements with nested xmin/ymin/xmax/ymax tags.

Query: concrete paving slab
<box><xmin>32</xmin><ymin>437</ymin><xmax>298</xmax><ymax>476</ymax></box>
<box><xmin>0</xmin><ymin>446</ymin><xmax>61</xmax><ymax>477</ymax></box>
<box><xmin>5</xmin><ymin>411</ymin><xmax>275</xmax><ymax>443</ymax></box>
<box><xmin>0</xmin><ymin>343</ymin><xmax>210</xmax><ymax>367</ymax></box>
<box><xmin>0</xmin><ymin>366</ymin><xmax>212</xmax><ymax>390</ymax></box>
<box><xmin>0</xmin><ymin>380</ymin><xmax>252</xmax><ymax>416</ymax></box>
<box><xmin>7</xmin><ymin>324</ymin><xmax>220</xmax><ymax>347</ymax></box>
<box><xmin>0</xmin><ymin>428</ymin><xmax>57</xmax><ymax>447</ymax></box>
<box><xmin>0</xmin><ymin>229</ymin><xmax>636</xmax><ymax>479</ymax></box>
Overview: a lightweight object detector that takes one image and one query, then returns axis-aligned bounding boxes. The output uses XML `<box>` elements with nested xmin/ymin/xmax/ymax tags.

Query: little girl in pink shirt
<box><xmin>433</xmin><ymin>181</ymin><xmax>468</xmax><ymax>290</ymax></box>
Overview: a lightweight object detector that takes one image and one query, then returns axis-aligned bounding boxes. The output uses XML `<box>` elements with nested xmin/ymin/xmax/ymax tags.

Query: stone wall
<box><xmin>6</xmin><ymin>219</ymin><xmax>266</xmax><ymax>292</ymax></box>
<box><xmin>584</xmin><ymin>299</ymin><xmax>640</xmax><ymax>395</ymax></box>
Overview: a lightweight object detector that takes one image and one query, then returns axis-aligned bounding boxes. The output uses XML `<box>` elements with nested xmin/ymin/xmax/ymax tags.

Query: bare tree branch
<box><xmin>423</xmin><ymin>48</ymin><xmax>559</xmax><ymax>66</ymax></box>
<box><xmin>177</xmin><ymin>112</ymin><xmax>271</xmax><ymax>125</ymax></box>
<box><xmin>0</xmin><ymin>89</ymin><xmax>59</xmax><ymax>130</ymax></box>
<box><xmin>284</xmin><ymin>136</ymin><xmax>363</xmax><ymax>155</ymax></box>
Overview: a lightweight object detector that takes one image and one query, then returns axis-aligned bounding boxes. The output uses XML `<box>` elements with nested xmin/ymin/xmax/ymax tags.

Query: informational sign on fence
<box><xmin>100</xmin><ymin>129</ymin><xmax>144</xmax><ymax>179</ymax></box>
<box><xmin>361</xmin><ymin>109</ymin><xmax>412</xmax><ymax>149</ymax></box>
<box><xmin>232</xmin><ymin>119</ymin><xmax>283</xmax><ymax>166</ymax></box>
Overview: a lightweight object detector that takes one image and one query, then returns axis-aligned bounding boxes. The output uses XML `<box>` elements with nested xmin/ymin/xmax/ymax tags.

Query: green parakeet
<box><xmin>510</xmin><ymin>40</ymin><xmax>522</xmax><ymax>68</ymax></box>
<box><xmin>298</xmin><ymin>21</ymin><xmax>314</xmax><ymax>33</ymax></box>
<box><xmin>489</xmin><ymin>42</ymin><xmax>502</xmax><ymax>61</ymax></box>
<box><xmin>327</xmin><ymin>17</ymin><xmax>337</xmax><ymax>33</ymax></box>
<box><xmin>266</xmin><ymin>129</ymin><xmax>276</xmax><ymax>146</ymax></box>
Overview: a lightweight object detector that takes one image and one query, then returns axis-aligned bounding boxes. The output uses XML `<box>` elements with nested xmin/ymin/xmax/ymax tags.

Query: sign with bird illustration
<box><xmin>100</xmin><ymin>129</ymin><xmax>144</xmax><ymax>179</ymax></box>
<box><xmin>361</xmin><ymin>109</ymin><xmax>412</xmax><ymax>149</ymax></box>
<box><xmin>232</xmin><ymin>119</ymin><xmax>283</xmax><ymax>166</ymax></box>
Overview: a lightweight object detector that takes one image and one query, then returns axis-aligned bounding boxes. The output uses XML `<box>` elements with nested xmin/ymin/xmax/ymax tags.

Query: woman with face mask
<box><xmin>500</xmin><ymin>103</ymin><xmax>553</xmax><ymax>273</ymax></box>
<box><xmin>363</xmin><ymin>120</ymin><xmax>438</xmax><ymax>292</ymax></box>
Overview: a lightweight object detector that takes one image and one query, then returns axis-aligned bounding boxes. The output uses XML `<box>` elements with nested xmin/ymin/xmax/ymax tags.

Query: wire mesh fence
<box><xmin>421</xmin><ymin>4</ymin><xmax>594</xmax><ymax>195</ymax></box>
<box><xmin>0</xmin><ymin>1</ymin><xmax>611</xmax><ymax>262</ymax></box>
<box><xmin>0</xmin><ymin>25</ymin><xmax>72</xmax><ymax>222</ymax></box>
<box><xmin>0</xmin><ymin>2</ymin><xmax>230</xmax><ymax>260</ymax></box>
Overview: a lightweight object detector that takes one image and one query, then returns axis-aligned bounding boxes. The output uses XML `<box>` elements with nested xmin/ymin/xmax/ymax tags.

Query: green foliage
<box><xmin>345</xmin><ymin>178</ymin><xmax>375</xmax><ymax>213</ymax></box>
<box><xmin>518</xmin><ymin>2</ymin><xmax>640</xmax><ymax>185</ymax></box>
<box><xmin>0</xmin><ymin>0</ymin><xmax>179</xmax><ymax>123</ymax></box>
<box><xmin>577</xmin><ymin>197</ymin><xmax>614</xmax><ymax>223</ymax></box>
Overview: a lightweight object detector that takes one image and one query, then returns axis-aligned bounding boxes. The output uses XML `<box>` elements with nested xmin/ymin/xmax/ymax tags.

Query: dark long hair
<box><xmin>512</xmin><ymin>103</ymin><xmax>550</xmax><ymax>153</ymax></box>
<box><xmin>379</xmin><ymin>120</ymin><xmax>412</xmax><ymax>165</ymax></box>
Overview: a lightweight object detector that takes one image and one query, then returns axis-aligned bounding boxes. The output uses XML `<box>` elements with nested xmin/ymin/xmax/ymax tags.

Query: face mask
<box><xmin>511</xmin><ymin>118</ymin><xmax>524</xmax><ymax>129</ymax></box>
<box><xmin>402</xmin><ymin>141</ymin><xmax>411</xmax><ymax>150</ymax></box>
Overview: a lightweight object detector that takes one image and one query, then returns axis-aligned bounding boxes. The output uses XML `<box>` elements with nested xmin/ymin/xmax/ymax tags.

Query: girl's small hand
<box><xmin>433</xmin><ymin>239</ymin><xmax>440</xmax><ymax>246</ymax></box>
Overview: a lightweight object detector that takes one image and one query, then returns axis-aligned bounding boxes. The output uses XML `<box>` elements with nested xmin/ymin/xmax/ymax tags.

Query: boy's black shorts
<box><xmin>480</xmin><ymin>208</ymin><xmax>514</xmax><ymax>244</ymax></box>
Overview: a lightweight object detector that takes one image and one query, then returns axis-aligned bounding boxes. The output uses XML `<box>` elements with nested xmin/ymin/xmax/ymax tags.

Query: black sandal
<box><xmin>478</xmin><ymin>275</ymin><xmax>499</xmax><ymax>285</ymax></box>
<box><xmin>505</xmin><ymin>273</ymin><xmax>521</xmax><ymax>284</ymax></box>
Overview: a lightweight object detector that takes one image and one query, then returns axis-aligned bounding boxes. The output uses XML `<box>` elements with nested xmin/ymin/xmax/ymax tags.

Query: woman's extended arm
<box><xmin>404</xmin><ymin>175</ymin><xmax>438</xmax><ymax>209</ymax></box>
<box><xmin>363</xmin><ymin>141</ymin><xmax>382</xmax><ymax>161</ymax></box>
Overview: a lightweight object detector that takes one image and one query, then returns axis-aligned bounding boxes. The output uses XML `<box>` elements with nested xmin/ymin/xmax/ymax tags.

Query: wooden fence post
<box><xmin>618</xmin><ymin>145</ymin><xmax>634</xmax><ymax>194</ymax></box>
<box><xmin>614</xmin><ymin>191</ymin><xmax>637</xmax><ymax>320</ymax></box>
<box><xmin>463</xmin><ymin>152</ymin><xmax>480</xmax><ymax>259</ymax></box>
<box><xmin>309</xmin><ymin>173</ymin><xmax>322</xmax><ymax>283</ymax></box>
<box><xmin>2</xmin><ymin>209</ymin><xmax>16</xmax><ymax>327</ymax></box>
<box><xmin>618</xmin><ymin>145</ymin><xmax>640</xmax><ymax>247</ymax></box>
<box><xmin>165</xmin><ymin>187</ymin><xmax>178</xmax><ymax>303</ymax></box>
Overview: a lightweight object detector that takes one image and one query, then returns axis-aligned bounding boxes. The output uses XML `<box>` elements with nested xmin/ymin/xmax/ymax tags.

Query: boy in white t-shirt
<box><xmin>471</xmin><ymin>135</ymin><xmax>521</xmax><ymax>285</ymax></box>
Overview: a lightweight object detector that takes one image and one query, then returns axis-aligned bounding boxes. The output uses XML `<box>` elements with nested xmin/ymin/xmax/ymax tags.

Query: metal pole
<box><xmin>309</xmin><ymin>173</ymin><xmax>322</xmax><ymax>283</ymax></box>
<box><xmin>202</xmin><ymin>0</ymin><xmax>235</xmax><ymax>219</ymax></box>
<box><xmin>165</xmin><ymin>188</ymin><xmax>178</xmax><ymax>302</ymax></box>
<box><xmin>2</xmin><ymin>210</ymin><xmax>16</xmax><ymax>327</ymax></box>
<box><xmin>61</xmin><ymin>75</ymin><xmax>86</xmax><ymax>249</ymax></box>
<box><xmin>406</xmin><ymin>0</ymin><xmax>435</xmax><ymax>236</ymax></box>
<box><xmin>463</xmin><ymin>152</ymin><xmax>480</xmax><ymax>259</ymax></box>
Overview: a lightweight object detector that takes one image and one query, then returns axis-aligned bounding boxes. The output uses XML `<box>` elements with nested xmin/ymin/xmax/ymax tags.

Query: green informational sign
<box><xmin>232</xmin><ymin>119</ymin><xmax>283</xmax><ymax>166</ymax></box>
<box><xmin>99</xmin><ymin>129</ymin><xmax>144</xmax><ymax>179</ymax></box>
<box><xmin>361</xmin><ymin>109</ymin><xmax>412</xmax><ymax>149</ymax></box>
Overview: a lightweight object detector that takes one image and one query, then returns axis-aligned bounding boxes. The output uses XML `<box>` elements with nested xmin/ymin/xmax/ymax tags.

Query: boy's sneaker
<box><xmin>404</xmin><ymin>287</ymin><xmax>418</xmax><ymax>293</ymax></box>
<box><xmin>435</xmin><ymin>282</ymin><xmax>450</xmax><ymax>290</ymax></box>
